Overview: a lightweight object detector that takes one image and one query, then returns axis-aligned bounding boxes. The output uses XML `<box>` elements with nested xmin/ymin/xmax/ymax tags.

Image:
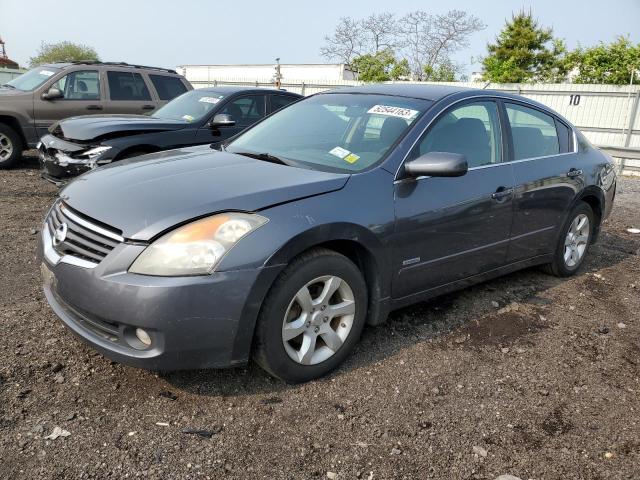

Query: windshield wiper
<box><xmin>232</xmin><ymin>150</ymin><xmax>290</xmax><ymax>166</ymax></box>
<box><xmin>1</xmin><ymin>83</ymin><xmax>16</xmax><ymax>89</ymax></box>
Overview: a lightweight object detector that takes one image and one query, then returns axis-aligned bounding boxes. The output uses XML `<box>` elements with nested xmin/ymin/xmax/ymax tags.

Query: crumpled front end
<box><xmin>38</xmin><ymin>133</ymin><xmax>113</xmax><ymax>185</ymax></box>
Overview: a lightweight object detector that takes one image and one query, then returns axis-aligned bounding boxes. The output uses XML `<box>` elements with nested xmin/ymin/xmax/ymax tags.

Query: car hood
<box><xmin>0</xmin><ymin>87</ymin><xmax>29</xmax><ymax>97</ymax></box>
<box><xmin>60</xmin><ymin>147</ymin><xmax>350</xmax><ymax>240</ymax></box>
<box><xmin>50</xmin><ymin>114</ymin><xmax>189</xmax><ymax>142</ymax></box>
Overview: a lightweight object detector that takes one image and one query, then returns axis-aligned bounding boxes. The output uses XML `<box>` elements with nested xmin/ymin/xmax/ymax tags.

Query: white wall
<box><xmin>179</xmin><ymin>64</ymin><xmax>355</xmax><ymax>83</ymax></box>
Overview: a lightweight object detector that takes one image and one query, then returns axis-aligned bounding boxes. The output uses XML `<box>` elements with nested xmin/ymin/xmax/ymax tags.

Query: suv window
<box><xmin>506</xmin><ymin>103</ymin><xmax>559</xmax><ymax>160</ymax></box>
<box><xmin>220</xmin><ymin>95</ymin><xmax>266</xmax><ymax>127</ymax></box>
<box><xmin>412</xmin><ymin>101</ymin><xmax>502</xmax><ymax>168</ymax></box>
<box><xmin>271</xmin><ymin>95</ymin><xmax>297</xmax><ymax>113</ymax></box>
<box><xmin>149</xmin><ymin>75</ymin><xmax>188</xmax><ymax>101</ymax></box>
<box><xmin>52</xmin><ymin>70</ymin><xmax>100</xmax><ymax>100</ymax></box>
<box><xmin>107</xmin><ymin>71</ymin><xmax>151</xmax><ymax>101</ymax></box>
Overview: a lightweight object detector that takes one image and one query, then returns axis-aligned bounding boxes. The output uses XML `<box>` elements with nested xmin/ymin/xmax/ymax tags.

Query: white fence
<box><xmin>188</xmin><ymin>77</ymin><xmax>640</xmax><ymax>175</ymax></box>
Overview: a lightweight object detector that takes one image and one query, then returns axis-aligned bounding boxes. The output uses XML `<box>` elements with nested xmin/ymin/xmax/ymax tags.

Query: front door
<box><xmin>195</xmin><ymin>94</ymin><xmax>267</xmax><ymax>146</ymax></box>
<box><xmin>33</xmin><ymin>69</ymin><xmax>103</xmax><ymax>137</ymax></box>
<box><xmin>392</xmin><ymin>100</ymin><xmax>514</xmax><ymax>299</ymax></box>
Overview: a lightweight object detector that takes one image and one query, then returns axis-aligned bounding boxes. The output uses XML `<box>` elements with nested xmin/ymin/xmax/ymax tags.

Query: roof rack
<box><xmin>68</xmin><ymin>61</ymin><xmax>177</xmax><ymax>74</ymax></box>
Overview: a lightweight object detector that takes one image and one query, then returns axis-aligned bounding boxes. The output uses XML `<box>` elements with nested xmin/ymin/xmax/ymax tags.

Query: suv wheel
<box><xmin>253</xmin><ymin>248</ymin><xmax>367</xmax><ymax>383</ymax></box>
<box><xmin>0</xmin><ymin>124</ymin><xmax>22</xmax><ymax>168</ymax></box>
<box><xmin>544</xmin><ymin>201</ymin><xmax>594</xmax><ymax>277</ymax></box>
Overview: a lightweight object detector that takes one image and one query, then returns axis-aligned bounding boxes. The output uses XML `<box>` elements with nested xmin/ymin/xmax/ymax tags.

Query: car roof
<box><xmin>40</xmin><ymin>62</ymin><xmax>179</xmax><ymax>75</ymax></box>
<box><xmin>325</xmin><ymin>83</ymin><xmax>472</xmax><ymax>101</ymax></box>
<box><xmin>195</xmin><ymin>86</ymin><xmax>302</xmax><ymax>96</ymax></box>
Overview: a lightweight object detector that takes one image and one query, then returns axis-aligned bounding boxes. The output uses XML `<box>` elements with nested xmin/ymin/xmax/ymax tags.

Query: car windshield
<box><xmin>226</xmin><ymin>93</ymin><xmax>432</xmax><ymax>173</ymax></box>
<box><xmin>152</xmin><ymin>90</ymin><xmax>225</xmax><ymax>122</ymax></box>
<box><xmin>3</xmin><ymin>66</ymin><xmax>61</xmax><ymax>91</ymax></box>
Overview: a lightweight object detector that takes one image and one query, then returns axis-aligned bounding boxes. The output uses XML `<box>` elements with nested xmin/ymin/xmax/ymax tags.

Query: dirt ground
<box><xmin>1</xmin><ymin>153</ymin><xmax>639</xmax><ymax>480</ymax></box>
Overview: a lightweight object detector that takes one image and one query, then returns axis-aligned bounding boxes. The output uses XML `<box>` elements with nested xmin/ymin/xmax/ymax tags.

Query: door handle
<box><xmin>491</xmin><ymin>187</ymin><xmax>514</xmax><ymax>201</ymax></box>
<box><xmin>142</xmin><ymin>105</ymin><xmax>155</xmax><ymax>110</ymax></box>
<box><xmin>86</xmin><ymin>105</ymin><xmax>103</xmax><ymax>110</ymax></box>
<box><xmin>566</xmin><ymin>168</ymin><xmax>583</xmax><ymax>178</ymax></box>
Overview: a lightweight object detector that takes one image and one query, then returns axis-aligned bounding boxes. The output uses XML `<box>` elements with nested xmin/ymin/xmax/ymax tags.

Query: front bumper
<box><xmin>38</xmin><ymin>224</ymin><xmax>280</xmax><ymax>370</ymax></box>
<box><xmin>38</xmin><ymin>135</ymin><xmax>112</xmax><ymax>185</ymax></box>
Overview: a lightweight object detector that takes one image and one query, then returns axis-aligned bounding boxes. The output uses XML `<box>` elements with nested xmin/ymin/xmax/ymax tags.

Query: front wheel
<box><xmin>544</xmin><ymin>202</ymin><xmax>594</xmax><ymax>277</ymax></box>
<box><xmin>253</xmin><ymin>249</ymin><xmax>368</xmax><ymax>383</ymax></box>
<box><xmin>0</xmin><ymin>124</ymin><xmax>22</xmax><ymax>168</ymax></box>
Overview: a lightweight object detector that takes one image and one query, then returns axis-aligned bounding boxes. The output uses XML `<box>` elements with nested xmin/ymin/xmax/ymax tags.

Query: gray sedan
<box><xmin>38</xmin><ymin>84</ymin><xmax>616</xmax><ymax>382</ymax></box>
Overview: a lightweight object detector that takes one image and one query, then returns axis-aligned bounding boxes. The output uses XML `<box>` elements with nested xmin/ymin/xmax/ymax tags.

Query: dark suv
<box><xmin>0</xmin><ymin>61</ymin><xmax>192</xmax><ymax>167</ymax></box>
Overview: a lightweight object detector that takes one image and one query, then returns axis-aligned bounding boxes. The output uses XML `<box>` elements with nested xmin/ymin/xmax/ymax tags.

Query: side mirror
<box><xmin>210</xmin><ymin>114</ymin><xmax>235</xmax><ymax>127</ymax></box>
<box><xmin>42</xmin><ymin>87</ymin><xmax>63</xmax><ymax>100</ymax></box>
<box><xmin>404</xmin><ymin>152</ymin><xmax>468</xmax><ymax>178</ymax></box>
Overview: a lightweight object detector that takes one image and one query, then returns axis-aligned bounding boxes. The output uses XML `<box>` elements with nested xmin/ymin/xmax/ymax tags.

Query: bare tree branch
<box><xmin>320</xmin><ymin>17</ymin><xmax>365</xmax><ymax>67</ymax></box>
<box><xmin>361</xmin><ymin>12</ymin><xmax>400</xmax><ymax>53</ymax></box>
<box><xmin>399</xmin><ymin>10</ymin><xmax>485</xmax><ymax>80</ymax></box>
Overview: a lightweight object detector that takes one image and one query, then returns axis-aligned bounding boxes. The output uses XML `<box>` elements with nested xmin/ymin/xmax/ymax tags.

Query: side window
<box><xmin>220</xmin><ymin>95</ymin><xmax>266</xmax><ymax>127</ymax></box>
<box><xmin>107</xmin><ymin>71</ymin><xmax>151</xmax><ymax>101</ymax></box>
<box><xmin>506</xmin><ymin>103</ymin><xmax>559</xmax><ymax>160</ymax></box>
<box><xmin>555</xmin><ymin>120</ymin><xmax>571</xmax><ymax>153</ymax></box>
<box><xmin>149</xmin><ymin>75</ymin><xmax>188</xmax><ymax>101</ymax></box>
<box><xmin>270</xmin><ymin>95</ymin><xmax>298</xmax><ymax>113</ymax></box>
<box><xmin>411</xmin><ymin>101</ymin><xmax>502</xmax><ymax>168</ymax></box>
<box><xmin>51</xmin><ymin>70</ymin><xmax>100</xmax><ymax>100</ymax></box>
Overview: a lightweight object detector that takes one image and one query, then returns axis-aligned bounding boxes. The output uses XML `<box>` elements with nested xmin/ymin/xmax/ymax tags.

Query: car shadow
<box><xmin>161</xmin><ymin>228</ymin><xmax>638</xmax><ymax>397</ymax></box>
<box><xmin>13</xmin><ymin>150</ymin><xmax>41</xmax><ymax>170</ymax></box>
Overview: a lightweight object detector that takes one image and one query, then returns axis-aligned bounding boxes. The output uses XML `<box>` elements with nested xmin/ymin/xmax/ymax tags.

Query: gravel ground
<box><xmin>1</xmin><ymin>153</ymin><xmax>639</xmax><ymax>480</ymax></box>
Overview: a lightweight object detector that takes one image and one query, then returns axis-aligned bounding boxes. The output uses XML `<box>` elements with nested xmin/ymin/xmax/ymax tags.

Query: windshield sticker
<box><xmin>181</xmin><ymin>114</ymin><xmax>194</xmax><ymax>122</ymax></box>
<box><xmin>329</xmin><ymin>146</ymin><xmax>351</xmax><ymax>159</ymax></box>
<box><xmin>198</xmin><ymin>96</ymin><xmax>223</xmax><ymax>104</ymax></box>
<box><xmin>344</xmin><ymin>153</ymin><xmax>360</xmax><ymax>164</ymax></box>
<box><xmin>367</xmin><ymin>105</ymin><xmax>419</xmax><ymax>120</ymax></box>
<box><xmin>39</xmin><ymin>70</ymin><xmax>55</xmax><ymax>77</ymax></box>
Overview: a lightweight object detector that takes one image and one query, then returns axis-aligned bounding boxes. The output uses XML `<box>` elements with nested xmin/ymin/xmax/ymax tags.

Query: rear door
<box><xmin>195</xmin><ymin>93</ymin><xmax>268</xmax><ymax>146</ymax></box>
<box><xmin>33</xmin><ymin>69</ymin><xmax>103</xmax><ymax>136</ymax></box>
<box><xmin>503</xmin><ymin>101</ymin><xmax>581</xmax><ymax>262</ymax></box>
<box><xmin>392</xmin><ymin>99</ymin><xmax>515</xmax><ymax>298</ymax></box>
<box><xmin>103</xmin><ymin>70</ymin><xmax>157</xmax><ymax>115</ymax></box>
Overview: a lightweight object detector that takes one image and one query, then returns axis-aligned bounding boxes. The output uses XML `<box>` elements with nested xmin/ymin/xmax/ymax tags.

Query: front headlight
<box><xmin>79</xmin><ymin>145</ymin><xmax>112</xmax><ymax>159</ymax></box>
<box><xmin>129</xmin><ymin>213</ymin><xmax>268</xmax><ymax>276</ymax></box>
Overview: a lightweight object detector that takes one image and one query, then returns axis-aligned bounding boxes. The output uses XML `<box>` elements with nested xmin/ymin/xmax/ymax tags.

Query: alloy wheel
<box><xmin>564</xmin><ymin>213</ymin><xmax>590</xmax><ymax>267</ymax></box>
<box><xmin>282</xmin><ymin>275</ymin><xmax>356</xmax><ymax>365</ymax></box>
<box><xmin>0</xmin><ymin>133</ymin><xmax>13</xmax><ymax>161</ymax></box>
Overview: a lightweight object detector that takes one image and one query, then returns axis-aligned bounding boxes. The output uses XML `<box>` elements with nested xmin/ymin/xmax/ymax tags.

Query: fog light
<box><xmin>135</xmin><ymin>328</ymin><xmax>152</xmax><ymax>347</ymax></box>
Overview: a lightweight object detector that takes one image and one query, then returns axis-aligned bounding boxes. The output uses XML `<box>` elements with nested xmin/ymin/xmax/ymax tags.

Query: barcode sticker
<box><xmin>367</xmin><ymin>105</ymin><xmax>419</xmax><ymax>120</ymax></box>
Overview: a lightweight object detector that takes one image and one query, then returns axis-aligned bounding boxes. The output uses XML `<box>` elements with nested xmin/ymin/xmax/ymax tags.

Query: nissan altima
<box><xmin>38</xmin><ymin>84</ymin><xmax>616</xmax><ymax>382</ymax></box>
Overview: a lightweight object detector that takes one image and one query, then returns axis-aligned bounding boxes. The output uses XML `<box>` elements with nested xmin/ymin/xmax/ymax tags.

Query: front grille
<box><xmin>47</xmin><ymin>202</ymin><xmax>123</xmax><ymax>265</ymax></box>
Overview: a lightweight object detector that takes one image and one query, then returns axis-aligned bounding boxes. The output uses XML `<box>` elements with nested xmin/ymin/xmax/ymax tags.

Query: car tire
<box><xmin>253</xmin><ymin>248</ymin><xmax>368</xmax><ymax>383</ymax></box>
<box><xmin>0</xmin><ymin>124</ymin><xmax>22</xmax><ymax>168</ymax></box>
<box><xmin>544</xmin><ymin>201</ymin><xmax>594</xmax><ymax>277</ymax></box>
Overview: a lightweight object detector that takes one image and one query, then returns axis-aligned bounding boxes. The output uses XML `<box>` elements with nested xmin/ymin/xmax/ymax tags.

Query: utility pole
<box><xmin>273</xmin><ymin>58</ymin><xmax>282</xmax><ymax>89</ymax></box>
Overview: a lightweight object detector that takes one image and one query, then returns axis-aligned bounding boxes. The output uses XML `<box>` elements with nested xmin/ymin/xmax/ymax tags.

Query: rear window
<box><xmin>271</xmin><ymin>94</ymin><xmax>298</xmax><ymax>113</ymax></box>
<box><xmin>107</xmin><ymin>71</ymin><xmax>151</xmax><ymax>101</ymax></box>
<box><xmin>149</xmin><ymin>75</ymin><xmax>188</xmax><ymax>100</ymax></box>
<box><xmin>506</xmin><ymin>103</ymin><xmax>560</xmax><ymax>160</ymax></box>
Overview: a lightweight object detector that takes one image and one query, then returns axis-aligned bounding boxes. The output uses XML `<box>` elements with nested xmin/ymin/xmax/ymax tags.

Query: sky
<box><xmin>1</xmin><ymin>0</ymin><xmax>638</xmax><ymax>74</ymax></box>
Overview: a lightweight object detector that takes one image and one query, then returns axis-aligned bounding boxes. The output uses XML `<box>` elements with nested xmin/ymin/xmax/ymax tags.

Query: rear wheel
<box><xmin>253</xmin><ymin>249</ymin><xmax>367</xmax><ymax>383</ymax></box>
<box><xmin>0</xmin><ymin>124</ymin><xmax>22</xmax><ymax>168</ymax></box>
<box><xmin>544</xmin><ymin>202</ymin><xmax>594</xmax><ymax>277</ymax></box>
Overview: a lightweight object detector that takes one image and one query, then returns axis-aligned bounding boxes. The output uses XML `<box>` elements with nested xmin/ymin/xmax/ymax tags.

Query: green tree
<box><xmin>566</xmin><ymin>37</ymin><xmax>640</xmax><ymax>85</ymax></box>
<box><xmin>423</xmin><ymin>62</ymin><xmax>457</xmax><ymax>82</ymax></box>
<box><xmin>352</xmin><ymin>50</ymin><xmax>409</xmax><ymax>82</ymax></box>
<box><xmin>482</xmin><ymin>12</ymin><xmax>567</xmax><ymax>83</ymax></box>
<box><xmin>29</xmin><ymin>41</ymin><xmax>99</xmax><ymax>67</ymax></box>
